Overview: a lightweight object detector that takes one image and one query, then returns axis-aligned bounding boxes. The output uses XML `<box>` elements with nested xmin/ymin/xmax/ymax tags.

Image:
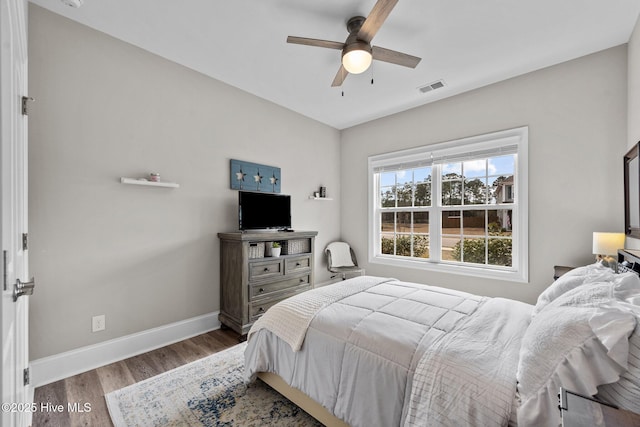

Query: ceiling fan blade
<box><xmin>372</xmin><ymin>46</ymin><xmax>421</xmax><ymax>68</ymax></box>
<box><xmin>331</xmin><ymin>65</ymin><xmax>349</xmax><ymax>87</ymax></box>
<box><xmin>286</xmin><ymin>36</ymin><xmax>344</xmax><ymax>50</ymax></box>
<box><xmin>357</xmin><ymin>0</ymin><xmax>399</xmax><ymax>43</ymax></box>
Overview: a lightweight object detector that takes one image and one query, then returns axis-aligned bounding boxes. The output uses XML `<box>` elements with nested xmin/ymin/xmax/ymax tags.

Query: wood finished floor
<box><xmin>32</xmin><ymin>328</ymin><xmax>241</xmax><ymax>427</ymax></box>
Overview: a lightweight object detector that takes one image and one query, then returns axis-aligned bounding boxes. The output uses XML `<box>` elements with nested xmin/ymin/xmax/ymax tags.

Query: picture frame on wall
<box><xmin>230</xmin><ymin>159</ymin><xmax>281</xmax><ymax>193</ymax></box>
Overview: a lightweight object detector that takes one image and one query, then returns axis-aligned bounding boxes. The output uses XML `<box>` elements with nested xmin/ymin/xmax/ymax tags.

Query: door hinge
<box><xmin>21</xmin><ymin>96</ymin><xmax>34</xmax><ymax>116</ymax></box>
<box><xmin>23</xmin><ymin>368</ymin><xmax>29</xmax><ymax>386</ymax></box>
<box><xmin>3</xmin><ymin>250</ymin><xmax>7</xmax><ymax>291</ymax></box>
<box><xmin>22</xmin><ymin>233</ymin><xmax>28</xmax><ymax>251</ymax></box>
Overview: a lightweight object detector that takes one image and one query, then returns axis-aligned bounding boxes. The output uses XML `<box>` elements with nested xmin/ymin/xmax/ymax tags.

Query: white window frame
<box><xmin>368</xmin><ymin>127</ymin><xmax>528</xmax><ymax>283</ymax></box>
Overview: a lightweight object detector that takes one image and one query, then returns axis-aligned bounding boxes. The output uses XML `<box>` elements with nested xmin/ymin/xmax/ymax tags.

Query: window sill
<box><xmin>370</xmin><ymin>255</ymin><xmax>528</xmax><ymax>283</ymax></box>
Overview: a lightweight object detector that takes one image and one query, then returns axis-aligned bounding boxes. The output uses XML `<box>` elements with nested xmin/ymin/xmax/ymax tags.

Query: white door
<box><xmin>1</xmin><ymin>0</ymin><xmax>32</xmax><ymax>426</ymax></box>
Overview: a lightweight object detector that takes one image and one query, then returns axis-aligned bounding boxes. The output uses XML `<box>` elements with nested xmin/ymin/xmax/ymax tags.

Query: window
<box><xmin>368</xmin><ymin>127</ymin><xmax>528</xmax><ymax>282</ymax></box>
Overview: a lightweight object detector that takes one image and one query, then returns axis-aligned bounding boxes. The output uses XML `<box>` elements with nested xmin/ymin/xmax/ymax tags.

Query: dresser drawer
<box><xmin>249</xmin><ymin>259</ymin><xmax>283</xmax><ymax>281</ymax></box>
<box><xmin>249</xmin><ymin>285</ymin><xmax>312</xmax><ymax>321</ymax></box>
<box><xmin>285</xmin><ymin>256</ymin><xmax>311</xmax><ymax>274</ymax></box>
<box><xmin>249</xmin><ymin>275</ymin><xmax>310</xmax><ymax>300</ymax></box>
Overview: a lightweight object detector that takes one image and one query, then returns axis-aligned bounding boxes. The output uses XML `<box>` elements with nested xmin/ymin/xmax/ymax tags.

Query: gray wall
<box><xmin>28</xmin><ymin>5</ymin><xmax>341</xmax><ymax>359</ymax></box>
<box><xmin>340</xmin><ymin>46</ymin><xmax>628</xmax><ymax>304</ymax></box>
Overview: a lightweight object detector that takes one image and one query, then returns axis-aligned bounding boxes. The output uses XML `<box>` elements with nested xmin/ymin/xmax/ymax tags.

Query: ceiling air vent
<box><xmin>418</xmin><ymin>80</ymin><xmax>445</xmax><ymax>94</ymax></box>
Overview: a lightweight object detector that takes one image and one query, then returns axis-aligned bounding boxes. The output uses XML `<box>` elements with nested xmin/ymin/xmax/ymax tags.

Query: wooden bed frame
<box><xmin>257</xmin><ymin>372</ymin><xmax>350</xmax><ymax>427</ymax></box>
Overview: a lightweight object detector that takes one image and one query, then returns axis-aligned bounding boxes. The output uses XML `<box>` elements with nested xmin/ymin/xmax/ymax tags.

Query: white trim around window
<box><xmin>368</xmin><ymin>126</ymin><xmax>529</xmax><ymax>283</ymax></box>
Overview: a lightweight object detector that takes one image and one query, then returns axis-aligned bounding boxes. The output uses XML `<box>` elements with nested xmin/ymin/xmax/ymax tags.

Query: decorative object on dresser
<box><xmin>592</xmin><ymin>232</ymin><xmax>625</xmax><ymax>270</ymax></box>
<box><xmin>270</xmin><ymin>242</ymin><xmax>281</xmax><ymax>258</ymax></box>
<box><xmin>218</xmin><ymin>230</ymin><xmax>317</xmax><ymax>338</ymax></box>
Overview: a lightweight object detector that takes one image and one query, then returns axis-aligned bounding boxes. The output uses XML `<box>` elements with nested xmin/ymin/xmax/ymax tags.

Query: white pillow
<box><xmin>516</xmin><ymin>304</ymin><xmax>636</xmax><ymax>427</ymax></box>
<box><xmin>612</xmin><ymin>272</ymin><xmax>640</xmax><ymax>303</ymax></box>
<box><xmin>596</xmin><ymin>277</ymin><xmax>640</xmax><ymax>413</ymax></box>
<box><xmin>326</xmin><ymin>242</ymin><xmax>355</xmax><ymax>267</ymax></box>
<box><xmin>550</xmin><ymin>273</ymin><xmax>640</xmax><ymax>367</ymax></box>
<box><xmin>532</xmin><ymin>263</ymin><xmax>614</xmax><ymax>316</ymax></box>
<box><xmin>545</xmin><ymin>272</ymin><xmax>639</xmax><ymax>308</ymax></box>
<box><xmin>548</xmin><ymin>282</ymin><xmax>613</xmax><ymax>309</ymax></box>
<box><xmin>597</xmin><ymin>324</ymin><xmax>640</xmax><ymax>412</ymax></box>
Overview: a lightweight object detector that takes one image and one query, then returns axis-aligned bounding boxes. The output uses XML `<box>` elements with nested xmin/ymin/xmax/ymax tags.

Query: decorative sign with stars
<box><xmin>230</xmin><ymin>159</ymin><xmax>281</xmax><ymax>193</ymax></box>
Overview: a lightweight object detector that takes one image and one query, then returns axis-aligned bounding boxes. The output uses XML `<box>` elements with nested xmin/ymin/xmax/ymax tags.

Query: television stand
<box><xmin>217</xmin><ymin>230</ymin><xmax>318</xmax><ymax>337</ymax></box>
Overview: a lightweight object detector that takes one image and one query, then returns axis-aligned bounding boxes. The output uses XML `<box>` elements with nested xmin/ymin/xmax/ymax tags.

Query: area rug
<box><xmin>105</xmin><ymin>342</ymin><xmax>321</xmax><ymax>427</ymax></box>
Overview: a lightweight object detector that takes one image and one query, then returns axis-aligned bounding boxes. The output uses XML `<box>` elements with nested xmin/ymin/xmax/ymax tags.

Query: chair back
<box><xmin>325</xmin><ymin>241</ymin><xmax>358</xmax><ymax>271</ymax></box>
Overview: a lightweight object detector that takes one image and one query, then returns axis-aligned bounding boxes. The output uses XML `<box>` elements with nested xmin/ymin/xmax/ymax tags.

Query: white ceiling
<box><xmin>29</xmin><ymin>0</ymin><xmax>640</xmax><ymax>130</ymax></box>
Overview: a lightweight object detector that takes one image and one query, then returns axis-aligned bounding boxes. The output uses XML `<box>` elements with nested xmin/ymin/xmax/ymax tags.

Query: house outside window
<box><xmin>368</xmin><ymin>127</ymin><xmax>528</xmax><ymax>282</ymax></box>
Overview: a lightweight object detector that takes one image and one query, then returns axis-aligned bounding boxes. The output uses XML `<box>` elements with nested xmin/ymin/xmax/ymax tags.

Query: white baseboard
<box><xmin>30</xmin><ymin>311</ymin><xmax>220</xmax><ymax>388</ymax></box>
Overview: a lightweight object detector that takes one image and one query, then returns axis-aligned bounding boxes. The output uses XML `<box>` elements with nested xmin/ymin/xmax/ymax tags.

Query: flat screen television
<box><xmin>239</xmin><ymin>191</ymin><xmax>291</xmax><ymax>231</ymax></box>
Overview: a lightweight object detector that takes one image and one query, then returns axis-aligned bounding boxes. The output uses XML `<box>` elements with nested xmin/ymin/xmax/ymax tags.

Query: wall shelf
<box><xmin>308</xmin><ymin>196</ymin><xmax>333</xmax><ymax>201</ymax></box>
<box><xmin>120</xmin><ymin>177</ymin><xmax>179</xmax><ymax>188</ymax></box>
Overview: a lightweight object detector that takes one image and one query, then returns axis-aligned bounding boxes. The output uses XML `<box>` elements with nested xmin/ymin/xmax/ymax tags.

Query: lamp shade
<box><xmin>342</xmin><ymin>42</ymin><xmax>373</xmax><ymax>74</ymax></box>
<box><xmin>592</xmin><ymin>232</ymin><xmax>625</xmax><ymax>255</ymax></box>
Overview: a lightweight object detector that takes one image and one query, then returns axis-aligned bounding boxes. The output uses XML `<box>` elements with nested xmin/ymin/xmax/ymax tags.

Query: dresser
<box><xmin>217</xmin><ymin>230</ymin><xmax>318</xmax><ymax>337</ymax></box>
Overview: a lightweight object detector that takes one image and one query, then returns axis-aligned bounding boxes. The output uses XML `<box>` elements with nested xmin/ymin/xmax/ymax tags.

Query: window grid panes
<box><xmin>369</xmin><ymin>127</ymin><xmax>527</xmax><ymax>281</ymax></box>
<box><xmin>378</xmin><ymin>167</ymin><xmax>431</xmax><ymax>259</ymax></box>
<box><xmin>376</xmin><ymin>155</ymin><xmax>516</xmax><ymax>269</ymax></box>
<box><xmin>442</xmin><ymin>208</ymin><xmax>513</xmax><ymax>267</ymax></box>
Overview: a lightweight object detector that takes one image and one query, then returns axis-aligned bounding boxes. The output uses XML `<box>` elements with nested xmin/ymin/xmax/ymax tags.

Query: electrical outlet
<box><xmin>92</xmin><ymin>315</ymin><xmax>105</xmax><ymax>332</ymax></box>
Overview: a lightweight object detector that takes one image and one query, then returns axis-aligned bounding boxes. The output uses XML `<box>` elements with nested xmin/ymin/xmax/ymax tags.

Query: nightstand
<box><xmin>559</xmin><ymin>388</ymin><xmax>640</xmax><ymax>427</ymax></box>
<box><xmin>553</xmin><ymin>265</ymin><xmax>574</xmax><ymax>280</ymax></box>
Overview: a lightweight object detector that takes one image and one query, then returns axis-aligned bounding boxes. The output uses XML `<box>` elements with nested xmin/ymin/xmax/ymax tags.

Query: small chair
<box><xmin>325</xmin><ymin>241</ymin><xmax>364</xmax><ymax>281</ymax></box>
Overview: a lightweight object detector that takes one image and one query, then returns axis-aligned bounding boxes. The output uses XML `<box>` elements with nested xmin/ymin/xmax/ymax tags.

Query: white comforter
<box><xmin>248</xmin><ymin>276</ymin><xmax>394</xmax><ymax>351</ymax></box>
<box><xmin>405</xmin><ymin>297</ymin><xmax>531</xmax><ymax>426</ymax></box>
<box><xmin>245</xmin><ymin>277</ymin><xmax>532</xmax><ymax>427</ymax></box>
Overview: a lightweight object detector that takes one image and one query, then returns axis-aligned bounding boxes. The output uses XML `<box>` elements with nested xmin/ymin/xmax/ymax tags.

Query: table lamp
<box><xmin>592</xmin><ymin>232</ymin><xmax>625</xmax><ymax>270</ymax></box>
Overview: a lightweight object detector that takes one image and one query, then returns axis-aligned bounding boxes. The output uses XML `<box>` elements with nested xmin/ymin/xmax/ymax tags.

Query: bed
<box><xmin>244</xmin><ymin>266</ymin><xmax>640</xmax><ymax>427</ymax></box>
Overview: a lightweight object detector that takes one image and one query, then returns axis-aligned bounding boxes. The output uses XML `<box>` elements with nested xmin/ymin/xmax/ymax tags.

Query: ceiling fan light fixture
<box><xmin>342</xmin><ymin>42</ymin><xmax>373</xmax><ymax>74</ymax></box>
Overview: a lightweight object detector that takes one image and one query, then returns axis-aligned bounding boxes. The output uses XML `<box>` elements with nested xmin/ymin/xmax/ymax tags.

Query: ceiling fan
<box><xmin>286</xmin><ymin>0</ymin><xmax>421</xmax><ymax>87</ymax></box>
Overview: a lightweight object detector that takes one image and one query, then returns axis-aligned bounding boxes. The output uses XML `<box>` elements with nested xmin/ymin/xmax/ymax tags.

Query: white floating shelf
<box><xmin>120</xmin><ymin>177</ymin><xmax>179</xmax><ymax>188</ymax></box>
<box><xmin>308</xmin><ymin>196</ymin><xmax>333</xmax><ymax>201</ymax></box>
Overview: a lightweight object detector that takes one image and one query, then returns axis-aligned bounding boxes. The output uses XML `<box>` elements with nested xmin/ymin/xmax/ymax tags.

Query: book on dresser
<box><xmin>217</xmin><ymin>230</ymin><xmax>318</xmax><ymax>338</ymax></box>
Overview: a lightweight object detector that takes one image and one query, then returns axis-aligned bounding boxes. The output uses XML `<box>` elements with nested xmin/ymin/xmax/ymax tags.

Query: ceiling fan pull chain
<box><xmin>371</xmin><ymin>62</ymin><xmax>375</xmax><ymax>85</ymax></box>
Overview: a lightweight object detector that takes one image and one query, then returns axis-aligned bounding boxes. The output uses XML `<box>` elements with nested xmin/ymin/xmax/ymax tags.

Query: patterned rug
<box><xmin>105</xmin><ymin>342</ymin><xmax>321</xmax><ymax>426</ymax></box>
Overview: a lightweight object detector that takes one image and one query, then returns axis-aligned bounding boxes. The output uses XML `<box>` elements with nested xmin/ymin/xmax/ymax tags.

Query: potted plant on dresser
<box><xmin>271</xmin><ymin>242</ymin><xmax>281</xmax><ymax>257</ymax></box>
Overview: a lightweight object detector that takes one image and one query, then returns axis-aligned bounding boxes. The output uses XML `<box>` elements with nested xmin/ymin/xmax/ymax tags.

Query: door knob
<box><xmin>13</xmin><ymin>278</ymin><xmax>35</xmax><ymax>302</ymax></box>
